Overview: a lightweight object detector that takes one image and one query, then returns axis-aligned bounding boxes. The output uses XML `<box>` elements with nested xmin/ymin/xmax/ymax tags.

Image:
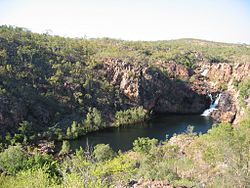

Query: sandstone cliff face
<box><xmin>211</xmin><ymin>92</ymin><xmax>237</xmax><ymax>123</ymax></box>
<box><xmin>104</xmin><ymin>58</ymin><xmax>249</xmax><ymax>123</ymax></box>
<box><xmin>104</xmin><ymin>58</ymin><xmax>209</xmax><ymax>115</ymax></box>
<box><xmin>196</xmin><ymin>62</ymin><xmax>250</xmax><ymax>123</ymax></box>
<box><xmin>1</xmin><ymin>57</ymin><xmax>248</xmax><ymax>130</ymax></box>
<box><xmin>0</xmin><ymin>96</ymin><xmax>52</xmax><ymax>133</ymax></box>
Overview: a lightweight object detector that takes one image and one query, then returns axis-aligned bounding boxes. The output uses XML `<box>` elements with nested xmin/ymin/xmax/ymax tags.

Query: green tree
<box><xmin>71</xmin><ymin>121</ymin><xmax>79</xmax><ymax>138</ymax></box>
<box><xmin>18</xmin><ymin>121</ymin><xmax>32</xmax><ymax>134</ymax></box>
<box><xmin>133</xmin><ymin>137</ymin><xmax>158</xmax><ymax>153</ymax></box>
<box><xmin>66</xmin><ymin>127</ymin><xmax>72</xmax><ymax>137</ymax></box>
<box><xmin>60</xmin><ymin>140</ymin><xmax>70</xmax><ymax>155</ymax></box>
<box><xmin>84</xmin><ymin>107</ymin><xmax>103</xmax><ymax>130</ymax></box>
<box><xmin>114</xmin><ymin>106</ymin><xmax>146</xmax><ymax>126</ymax></box>
<box><xmin>93</xmin><ymin>144</ymin><xmax>115</xmax><ymax>162</ymax></box>
<box><xmin>0</xmin><ymin>146</ymin><xmax>28</xmax><ymax>175</ymax></box>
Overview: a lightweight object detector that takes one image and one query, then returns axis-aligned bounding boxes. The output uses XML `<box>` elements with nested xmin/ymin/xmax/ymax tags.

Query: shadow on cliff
<box><xmin>137</xmin><ymin>66</ymin><xmax>211</xmax><ymax>115</ymax></box>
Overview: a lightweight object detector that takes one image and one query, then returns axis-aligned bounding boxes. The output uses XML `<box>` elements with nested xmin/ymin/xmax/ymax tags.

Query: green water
<box><xmin>68</xmin><ymin>115</ymin><xmax>213</xmax><ymax>151</ymax></box>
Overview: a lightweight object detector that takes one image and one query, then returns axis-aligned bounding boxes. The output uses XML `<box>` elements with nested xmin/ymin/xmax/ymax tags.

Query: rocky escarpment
<box><xmin>103</xmin><ymin>58</ymin><xmax>250</xmax><ymax>123</ymax></box>
<box><xmin>198</xmin><ymin>62</ymin><xmax>250</xmax><ymax>123</ymax></box>
<box><xmin>104</xmin><ymin>58</ymin><xmax>210</xmax><ymax>115</ymax></box>
<box><xmin>0</xmin><ymin>95</ymin><xmax>52</xmax><ymax>133</ymax></box>
<box><xmin>1</xmin><ymin>26</ymin><xmax>250</xmax><ymax>136</ymax></box>
<box><xmin>0</xmin><ymin>57</ymin><xmax>248</xmax><ymax>132</ymax></box>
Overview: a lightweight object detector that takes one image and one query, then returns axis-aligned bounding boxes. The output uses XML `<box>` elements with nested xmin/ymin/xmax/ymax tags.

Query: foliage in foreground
<box><xmin>0</xmin><ymin>117</ymin><xmax>249</xmax><ymax>188</ymax></box>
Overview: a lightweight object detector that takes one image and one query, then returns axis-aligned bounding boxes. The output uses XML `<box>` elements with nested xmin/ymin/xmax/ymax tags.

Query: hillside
<box><xmin>0</xmin><ymin>26</ymin><xmax>250</xmax><ymax>188</ymax></box>
<box><xmin>0</xmin><ymin>26</ymin><xmax>250</xmax><ymax>138</ymax></box>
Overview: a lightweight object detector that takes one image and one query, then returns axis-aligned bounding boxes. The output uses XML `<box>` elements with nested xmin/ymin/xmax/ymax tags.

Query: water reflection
<box><xmin>69</xmin><ymin>115</ymin><xmax>213</xmax><ymax>151</ymax></box>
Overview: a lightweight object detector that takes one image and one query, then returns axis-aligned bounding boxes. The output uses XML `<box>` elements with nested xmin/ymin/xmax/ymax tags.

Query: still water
<box><xmin>69</xmin><ymin>115</ymin><xmax>213</xmax><ymax>151</ymax></box>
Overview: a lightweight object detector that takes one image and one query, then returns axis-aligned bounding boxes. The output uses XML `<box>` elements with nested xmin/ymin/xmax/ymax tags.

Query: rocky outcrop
<box><xmin>104</xmin><ymin>58</ymin><xmax>209</xmax><ymax>115</ymax></box>
<box><xmin>211</xmin><ymin>92</ymin><xmax>237</xmax><ymax>123</ymax></box>
<box><xmin>232</xmin><ymin>63</ymin><xmax>250</xmax><ymax>81</ymax></box>
<box><xmin>206</xmin><ymin>63</ymin><xmax>233</xmax><ymax>83</ymax></box>
<box><xmin>127</xmin><ymin>180</ymin><xmax>187</xmax><ymax>188</ymax></box>
<box><xmin>0</xmin><ymin>96</ymin><xmax>27</xmax><ymax>133</ymax></box>
<box><xmin>199</xmin><ymin>62</ymin><xmax>250</xmax><ymax>123</ymax></box>
<box><xmin>155</xmin><ymin>60</ymin><xmax>191</xmax><ymax>79</ymax></box>
<box><xmin>104</xmin><ymin>58</ymin><xmax>249</xmax><ymax>123</ymax></box>
<box><xmin>140</xmin><ymin>73</ymin><xmax>207</xmax><ymax>114</ymax></box>
<box><xmin>0</xmin><ymin>96</ymin><xmax>52</xmax><ymax>134</ymax></box>
<box><xmin>1</xmin><ymin>57</ymin><xmax>248</xmax><ymax>131</ymax></box>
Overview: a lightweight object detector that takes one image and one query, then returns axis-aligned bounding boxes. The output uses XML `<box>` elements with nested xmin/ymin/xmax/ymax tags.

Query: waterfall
<box><xmin>211</xmin><ymin>93</ymin><xmax>221</xmax><ymax>108</ymax></box>
<box><xmin>208</xmin><ymin>93</ymin><xmax>213</xmax><ymax>106</ymax></box>
<box><xmin>201</xmin><ymin>93</ymin><xmax>221</xmax><ymax>116</ymax></box>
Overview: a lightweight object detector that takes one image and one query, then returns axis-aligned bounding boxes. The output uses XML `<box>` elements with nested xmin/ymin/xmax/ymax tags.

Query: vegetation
<box><xmin>114</xmin><ymin>106</ymin><xmax>146</xmax><ymax>126</ymax></box>
<box><xmin>238</xmin><ymin>78</ymin><xmax>250</xmax><ymax>107</ymax></box>
<box><xmin>0</xmin><ymin>117</ymin><xmax>249</xmax><ymax>187</ymax></box>
<box><xmin>84</xmin><ymin>107</ymin><xmax>104</xmax><ymax>131</ymax></box>
<box><xmin>0</xmin><ymin>25</ymin><xmax>250</xmax><ymax>187</ymax></box>
<box><xmin>1</xmin><ymin>25</ymin><xmax>250</xmax><ymax>141</ymax></box>
<box><xmin>0</xmin><ymin>146</ymin><xmax>28</xmax><ymax>175</ymax></box>
<box><xmin>133</xmin><ymin>137</ymin><xmax>158</xmax><ymax>153</ymax></box>
<box><xmin>93</xmin><ymin>144</ymin><xmax>115</xmax><ymax>162</ymax></box>
<box><xmin>59</xmin><ymin>140</ymin><xmax>70</xmax><ymax>155</ymax></box>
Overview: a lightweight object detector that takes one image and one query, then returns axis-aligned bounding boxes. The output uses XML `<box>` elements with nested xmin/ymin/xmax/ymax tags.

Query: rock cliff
<box><xmin>199</xmin><ymin>62</ymin><xmax>250</xmax><ymax>123</ymax></box>
<box><xmin>104</xmin><ymin>58</ymin><xmax>210</xmax><ymax>115</ymax></box>
<box><xmin>0</xmin><ymin>57</ymin><xmax>248</xmax><ymax>132</ymax></box>
<box><xmin>103</xmin><ymin>58</ymin><xmax>250</xmax><ymax>123</ymax></box>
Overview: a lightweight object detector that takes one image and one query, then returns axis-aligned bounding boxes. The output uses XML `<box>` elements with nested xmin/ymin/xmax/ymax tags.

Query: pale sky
<box><xmin>0</xmin><ymin>0</ymin><xmax>250</xmax><ymax>43</ymax></box>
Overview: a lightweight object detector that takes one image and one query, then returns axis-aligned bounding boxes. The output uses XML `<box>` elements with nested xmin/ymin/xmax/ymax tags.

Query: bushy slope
<box><xmin>0</xmin><ymin>25</ymin><xmax>250</xmax><ymax>188</ymax></box>
<box><xmin>0</xmin><ymin>25</ymin><xmax>250</xmax><ymax>142</ymax></box>
<box><xmin>0</xmin><ymin>26</ymin><xmax>119</xmax><ymax>135</ymax></box>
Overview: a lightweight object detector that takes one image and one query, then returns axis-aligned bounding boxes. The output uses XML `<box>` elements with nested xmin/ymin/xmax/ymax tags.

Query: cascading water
<box><xmin>201</xmin><ymin>93</ymin><xmax>221</xmax><ymax>116</ymax></box>
<box><xmin>208</xmin><ymin>93</ymin><xmax>213</xmax><ymax>105</ymax></box>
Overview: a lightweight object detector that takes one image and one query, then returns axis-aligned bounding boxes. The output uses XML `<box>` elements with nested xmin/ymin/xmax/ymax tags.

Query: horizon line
<box><xmin>1</xmin><ymin>24</ymin><xmax>250</xmax><ymax>46</ymax></box>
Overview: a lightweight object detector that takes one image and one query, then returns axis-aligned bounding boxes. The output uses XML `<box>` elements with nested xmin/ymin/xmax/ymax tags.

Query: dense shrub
<box><xmin>133</xmin><ymin>137</ymin><xmax>158</xmax><ymax>153</ymax></box>
<box><xmin>0</xmin><ymin>146</ymin><xmax>28</xmax><ymax>175</ymax></box>
<box><xmin>238</xmin><ymin>78</ymin><xmax>250</xmax><ymax>107</ymax></box>
<box><xmin>84</xmin><ymin>107</ymin><xmax>103</xmax><ymax>131</ymax></box>
<box><xmin>0</xmin><ymin>168</ymin><xmax>55</xmax><ymax>188</ymax></box>
<box><xmin>93</xmin><ymin>144</ymin><xmax>115</xmax><ymax>162</ymax></box>
<box><xmin>59</xmin><ymin>140</ymin><xmax>70</xmax><ymax>155</ymax></box>
<box><xmin>114</xmin><ymin>106</ymin><xmax>146</xmax><ymax>126</ymax></box>
<box><xmin>26</xmin><ymin>152</ymin><xmax>58</xmax><ymax>176</ymax></box>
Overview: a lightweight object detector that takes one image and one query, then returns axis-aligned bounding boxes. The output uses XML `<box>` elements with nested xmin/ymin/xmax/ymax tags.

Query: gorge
<box><xmin>0</xmin><ymin>26</ymin><xmax>250</xmax><ymax>188</ymax></box>
<box><xmin>0</xmin><ymin>26</ymin><xmax>249</xmax><ymax>143</ymax></box>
